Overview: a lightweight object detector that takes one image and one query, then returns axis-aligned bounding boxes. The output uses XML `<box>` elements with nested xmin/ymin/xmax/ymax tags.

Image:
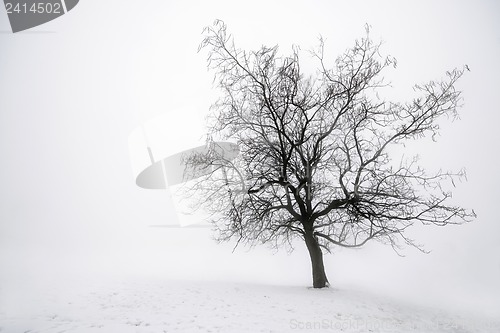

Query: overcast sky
<box><xmin>1</xmin><ymin>0</ymin><xmax>499</xmax><ymax>316</ymax></box>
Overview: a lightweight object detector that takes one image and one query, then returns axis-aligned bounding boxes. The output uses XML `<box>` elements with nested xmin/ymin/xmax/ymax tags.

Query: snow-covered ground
<box><xmin>1</xmin><ymin>275</ymin><xmax>499</xmax><ymax>333</ymax></box>
<box><xmin>1</xmin><ymin>226</ymin><xmax>499</xmax><ymax>333</ymax></box>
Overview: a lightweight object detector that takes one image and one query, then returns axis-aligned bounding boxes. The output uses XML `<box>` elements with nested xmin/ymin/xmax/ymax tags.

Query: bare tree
<box><xmin>185</xmin><ymin>20</ymin><xmax>476</xmax><ymax>288</ymax></box>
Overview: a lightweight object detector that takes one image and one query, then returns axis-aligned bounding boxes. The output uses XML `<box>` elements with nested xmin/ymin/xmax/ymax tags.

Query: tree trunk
<box><xmin>304</xmin><ymin>230</ymin><xmax>329</xmax><ymax>288</ymax></box>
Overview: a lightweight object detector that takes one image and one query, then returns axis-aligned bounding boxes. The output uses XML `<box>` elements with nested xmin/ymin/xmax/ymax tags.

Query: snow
<box><xmin>1</xmin><ymin>227</ymin><xmax>499</xmax><ymax>333</ymax></box>
<box><xmin>1</xmin><ymin>275</ymin><xmax>499</xmax><ymax>333</ymax></box>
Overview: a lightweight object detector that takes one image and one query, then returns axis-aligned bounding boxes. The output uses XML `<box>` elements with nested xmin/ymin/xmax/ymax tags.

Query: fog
<box><xmin>1</xmin><ymin>0</ymin><xmax>499</xmax><ymax>319</ymax></box>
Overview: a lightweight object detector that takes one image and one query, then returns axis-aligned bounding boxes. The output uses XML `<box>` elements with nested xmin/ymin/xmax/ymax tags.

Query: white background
<box><xmin>1</xmin><ymin>0</ymin><xmax>499</xmax><ymax>317</ymax></box>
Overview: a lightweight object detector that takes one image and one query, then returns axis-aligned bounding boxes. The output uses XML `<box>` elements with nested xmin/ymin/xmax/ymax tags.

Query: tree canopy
<box><xmin>184</xmin><ymin>20</ymin><xmax>475</xmax><ymax>288</ymax></box>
